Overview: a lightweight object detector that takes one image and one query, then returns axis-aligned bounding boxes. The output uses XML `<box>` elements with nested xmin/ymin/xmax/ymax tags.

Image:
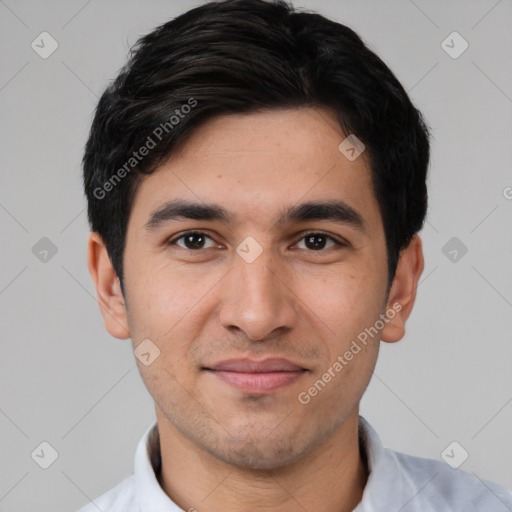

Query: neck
<box><xmin>154</xmin><ymin>409</ymin><xmax>368</xmax><ymax>512</ymax></box>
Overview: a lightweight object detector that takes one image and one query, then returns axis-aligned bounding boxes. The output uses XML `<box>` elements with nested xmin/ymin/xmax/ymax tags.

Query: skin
<box><xmin>88</xmin><ymin>107</ymin><xmax>424</xmax><ymax>512</ymax></box>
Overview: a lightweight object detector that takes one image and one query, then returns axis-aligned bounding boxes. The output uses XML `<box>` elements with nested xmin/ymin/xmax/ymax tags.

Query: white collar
<box><xmin>134</xmin><ymin>415</ymin><xmax>382</xmax><ymax>511</ymax></box>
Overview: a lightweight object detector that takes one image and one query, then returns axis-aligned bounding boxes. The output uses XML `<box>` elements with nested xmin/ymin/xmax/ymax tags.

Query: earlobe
<box><xmin>87</xmin><ymin>232</ymin><xmax>131</xmax><ymax>339</ymax></box>
<box><xmin>380</xmin><ymin>234</ymin><xmax>424</xmax><ymax>343</ymax></box>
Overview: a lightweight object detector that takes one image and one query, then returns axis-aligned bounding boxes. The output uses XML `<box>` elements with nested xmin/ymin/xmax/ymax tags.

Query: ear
<box><xmin>87</xmin><ymin>232</ymin><xmax>131</xmax><ymax>339</ymax></box>
<box><xmin>380</xmin><ymin>234</ymin><xmax>424</xmax><ymax>343</ymax></box>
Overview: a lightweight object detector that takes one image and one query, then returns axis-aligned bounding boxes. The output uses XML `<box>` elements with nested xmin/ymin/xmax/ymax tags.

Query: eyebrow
<box><xmin>144</xmin><ymin>199</ymin><xmax>367</xmax><ymax>233</ymax></box>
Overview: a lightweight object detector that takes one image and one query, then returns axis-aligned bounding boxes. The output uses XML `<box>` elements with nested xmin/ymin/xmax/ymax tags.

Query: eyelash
<box><xmin>168</xmin><ymin>230</ymin><xmax>347</xmax><ymax>252</ymax></box>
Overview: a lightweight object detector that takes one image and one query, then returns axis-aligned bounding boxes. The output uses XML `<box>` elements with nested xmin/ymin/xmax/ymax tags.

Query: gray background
<box><xmin>1</xmin><ymin>0</ymin><xmax>511</xmax><ymax>511</ymax></box>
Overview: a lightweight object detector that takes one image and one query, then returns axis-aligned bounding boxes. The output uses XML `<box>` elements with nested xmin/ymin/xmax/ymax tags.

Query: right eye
<box><xmin>168</xmin><ymin>231</ymin><xmax>219</xmax><ymax>251</ymax></box>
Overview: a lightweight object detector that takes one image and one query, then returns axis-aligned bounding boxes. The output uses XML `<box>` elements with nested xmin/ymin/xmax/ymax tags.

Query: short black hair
<box><xmin>83</xmin><ymin>0</ymin><xmax>430</xmax><ymax>294</ymax></box>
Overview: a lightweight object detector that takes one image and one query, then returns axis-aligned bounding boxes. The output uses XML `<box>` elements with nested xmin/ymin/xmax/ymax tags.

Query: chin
<box><xmin>203</xmin><ymin>431</ymin><xmax>313</xmax><ymax>471</ymax></box>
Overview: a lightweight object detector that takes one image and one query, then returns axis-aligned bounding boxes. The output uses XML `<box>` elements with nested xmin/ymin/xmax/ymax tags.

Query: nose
<box><xmin>218</xmin><ymin>244</ymin><xmax>298</xmax><ymax>341</ymax></box>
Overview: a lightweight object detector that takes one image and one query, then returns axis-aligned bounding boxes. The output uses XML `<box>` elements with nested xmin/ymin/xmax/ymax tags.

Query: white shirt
<box><xmin>76</xmin><ymin>416</ymin><xmax>512</xmax><ymax>511</ymax></box>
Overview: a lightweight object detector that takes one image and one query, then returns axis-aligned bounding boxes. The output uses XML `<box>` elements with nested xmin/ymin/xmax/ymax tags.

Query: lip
<box><xmin>204</xmin><ymin>358</ymin><xmax>308</xmax><ymax>394</ymax></box>
<box><xmin>207</xmin><ymin>357</ymin><xmax>306</xmax><ymax>373</ymax></box>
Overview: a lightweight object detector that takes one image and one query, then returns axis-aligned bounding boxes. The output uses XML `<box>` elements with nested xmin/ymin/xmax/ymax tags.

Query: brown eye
<box><xmin>295</xmin><ymin>232</ymin><xmax>345</xmax><ymax>251</ymax></box>
<box><xmin>169</xmin><ymin>231</ymin><xmax>216</xmax><ymax>250</ymax></box>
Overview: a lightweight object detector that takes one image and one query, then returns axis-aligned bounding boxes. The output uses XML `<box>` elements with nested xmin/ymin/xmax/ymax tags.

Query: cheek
<box><xmin>126</xmin><ymin>259</ymin><xmax>213</xmax><ymax>332</ymax></box>
<box><xmin>295</xmin><ymin>263</ymin><xmax>384</xmax><ymax>342</ymax></box>
<box><xmin>125</xmin><ymin>259</ymin><xmax>226</xmax><ymax>377</ymax></box>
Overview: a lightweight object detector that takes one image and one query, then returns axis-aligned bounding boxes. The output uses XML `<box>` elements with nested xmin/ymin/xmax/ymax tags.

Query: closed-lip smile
<box><xmin>204</xmin><ymin>357</ymin><xmax>308</xmax><ymax>394</ymax></box>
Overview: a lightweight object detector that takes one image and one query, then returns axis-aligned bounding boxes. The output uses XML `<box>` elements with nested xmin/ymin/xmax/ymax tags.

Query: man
<box><xmin>78</xmin><ymin>0</ymin><xmax>512</xmax><ymax>510</ymax></box>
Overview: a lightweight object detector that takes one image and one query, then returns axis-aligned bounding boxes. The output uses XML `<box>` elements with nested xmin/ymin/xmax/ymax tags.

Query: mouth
<box><xmin>203</xmin><ymin>358</ymin><xmax>308</xmax><ymax>394</ymax></box>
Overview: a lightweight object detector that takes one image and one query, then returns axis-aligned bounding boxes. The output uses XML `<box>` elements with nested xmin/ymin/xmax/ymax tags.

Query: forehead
<box><xmin>129</xmin><ymin>107</ymin><xmax>382</xmax><ymax>234</ymax></box>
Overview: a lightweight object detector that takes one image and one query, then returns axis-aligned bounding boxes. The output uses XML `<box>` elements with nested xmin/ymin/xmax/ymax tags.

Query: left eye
<box><xmin>294</xmin><ymin>232</ymin><xmax>344</xmax><ymax>251</ymax></box>
<box><xmin>169</xmin><ymin>231</ymin><xmax>345</xmax><ymax>251</ymax></box>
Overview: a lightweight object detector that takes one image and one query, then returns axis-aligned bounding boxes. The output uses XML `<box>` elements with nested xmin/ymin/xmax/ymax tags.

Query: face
<box><xmin>92</xmin><ymin>107</ymin><xmax>419</xmax><ymax>470</ymax></box>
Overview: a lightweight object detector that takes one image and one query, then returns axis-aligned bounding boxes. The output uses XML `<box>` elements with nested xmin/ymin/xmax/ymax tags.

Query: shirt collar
<box><xmin>135</xmin><ymin>421</ymin><xmax>180</xmax><ymax>511</ymax></box>
<box><xmin>135</xmin><ymin>415</ymin><xmax>385</xmax><ymax>511</ymax></box>
<box><xmin>353</xmin><ymin>416</ymin><xmax>390</xmax><ymax>511</ymax></box>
